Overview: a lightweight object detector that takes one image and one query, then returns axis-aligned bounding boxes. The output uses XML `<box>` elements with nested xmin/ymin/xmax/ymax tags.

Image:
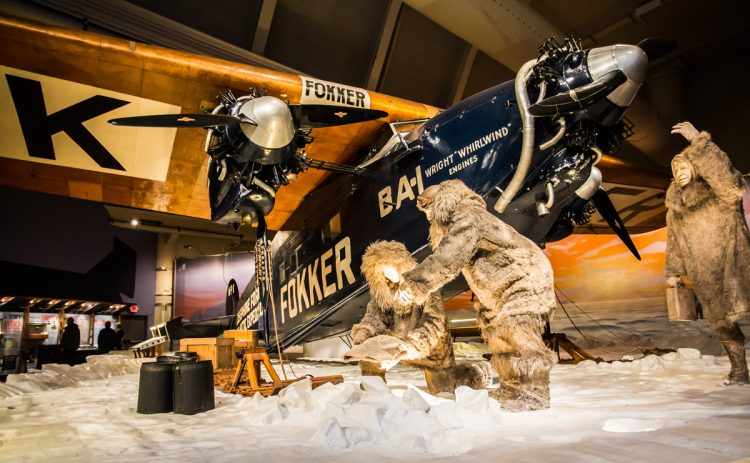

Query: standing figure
<box><xmin>397</xmin><ymin>179</ymin><xmax>557</xmax><ymax>411</ymax></box>
<box><xmin>666</xmin><ymin>121</ymin><xmax>749</xmax><ymax>384</ymax></box>
<box><xmin>350</xmin><ymin>240</ymin><xmax>485</xmax><ymax>394</ymax></box>
<box><xmin>60</xmin><ymin>317</ymin><xmax>81</xmax><ymax>365</ymax></box>
<box><xmin>97</xmin><ymin>321</ymin><xmax>119</xmax><ymax>353</ymax></box>
<box><xmin>115</xmin><ymin>323</ymin><xmax>125</xmax><ymax>349</ymax></box>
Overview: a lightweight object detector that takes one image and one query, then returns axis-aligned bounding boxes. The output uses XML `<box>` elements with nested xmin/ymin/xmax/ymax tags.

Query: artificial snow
<box><xmin>602</xmin><ymin>418</ymin><xmax>664</xmax><ymax>433</ymax></box>
<box><xmin>1</xmin><ymin>349</ymin><xmax>749</xmax><ymax>462</ymax></box>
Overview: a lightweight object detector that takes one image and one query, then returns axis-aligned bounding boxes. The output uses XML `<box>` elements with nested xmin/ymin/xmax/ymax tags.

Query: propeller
<box><xmin>591</xmin><ymin>188</ymin><xmax>641</xmax><ymax>260</ymax></box>
<box><xmin>529</xmin><ymin>70</ymin><xmax>626</xmax><ymax>117</ymax></box>
<box><xmin>289</xmin><ymin>105</ymin><xmax>388</xmax><ymax>128</ymax></box>
<box><xmin>109</xmin><ymin>113</ymin><xmax>255</xmax><ymax>128</ymax></box>
<box><xmin>109</xmin><ymin>105</ymin><xmax>386</xmax><ymax>129</ymax></box>
<box><xmin>108</xmin><ymin>90</ymin><xmax>390</xmax><ymax>226</ymax></box>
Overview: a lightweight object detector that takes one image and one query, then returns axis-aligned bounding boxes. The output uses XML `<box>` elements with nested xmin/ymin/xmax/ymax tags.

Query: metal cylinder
<box><xmin>137</xmin><ymin>362</ymin><xmax>174</xmax><ymax>414</ymax></box>
<box><xmin>494</xmin><ymin>59</ymin><xmax>537</xmax><ymax>214</ymax></box>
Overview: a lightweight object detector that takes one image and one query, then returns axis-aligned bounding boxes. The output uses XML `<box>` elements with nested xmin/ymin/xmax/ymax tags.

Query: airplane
<box><xmin>0</xmin><ymin>16</ymin><xmax>668</xmax><ymax>350</ymax></box>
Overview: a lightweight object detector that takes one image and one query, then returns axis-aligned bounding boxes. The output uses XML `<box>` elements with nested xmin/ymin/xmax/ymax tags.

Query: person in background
<box><xmin>115</xmin><ymin>323</ymin><xmax>125</xmax><ymax>349</ymax></box>
<box><xmin>97</xmin><ymin>321</ymin><xmax>119</xmax><ymax>353</ymax></box>
<box><xmin>60</xmin><ymin>317</ymin><xmax>80</xmax><ymax>365</ymax></box>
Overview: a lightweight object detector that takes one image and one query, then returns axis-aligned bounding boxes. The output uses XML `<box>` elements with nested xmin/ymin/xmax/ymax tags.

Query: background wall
<box><xmin>0</xmin><ymin>187</ymin><xmax>157</xmax><ymax>325</ymax></box>
<box><xmin>174</xmin><ymin>252</ymin><xmax>254</xmax><ymax>322</ymax></box>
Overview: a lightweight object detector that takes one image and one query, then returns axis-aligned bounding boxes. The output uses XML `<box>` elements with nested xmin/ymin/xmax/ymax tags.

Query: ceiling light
<box><xmin>130</xmin><ymin>218</ymin><xmax>140</xmax><ymax>227</ymax></box>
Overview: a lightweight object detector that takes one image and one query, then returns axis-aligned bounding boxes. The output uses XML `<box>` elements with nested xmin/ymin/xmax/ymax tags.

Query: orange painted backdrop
<box><xmin>545</xmin><ymin>228</ymin><xmax>668</xmax><ymax>311</ymax></box>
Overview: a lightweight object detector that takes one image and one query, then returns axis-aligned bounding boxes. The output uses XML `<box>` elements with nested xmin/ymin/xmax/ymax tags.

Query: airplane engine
<box><xmin>526</xmin><ymin>38</ymin><xmax>648</xmax><ymax>126</ymax></box>
<box><xmin>496</xmin><ymin>37</ymin><xmax>647</xmax><ymax>259</ymax></box>
<box><xmin>586</xmin><ymin>44</ymin><xmax>648</xmax><ymax>122</ymax></box>
<box><xmin>111</xmin><ymin>89</ymin><xmax>387</xmax><ymax>226</ymax></box>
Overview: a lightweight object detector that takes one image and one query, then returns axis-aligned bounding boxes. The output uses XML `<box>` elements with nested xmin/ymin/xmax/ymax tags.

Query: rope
<box><xmin>555</xmin><ymin>286</ymin><xmax>648</xmax><ymax>357</ymax></box>
<box><xmin>555</xmin><ymin>286</ymin><xmax>630</xmax><ymax>343</ymax></box>
<box><xmin>254</xmin><ymin>225</ymin><xmax>293</xmax><ymax>381</ymax></box>
<box><xmin>554</xmin><ymin>291</ymin><xmax>590</xmax><ymax>342</ymax></box>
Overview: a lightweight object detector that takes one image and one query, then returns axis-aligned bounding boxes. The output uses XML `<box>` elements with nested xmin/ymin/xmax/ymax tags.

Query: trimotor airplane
<box><xmin>0</xmin><ymin>16</ymin><xmax>668</xmax><ymax>348</ymax></box>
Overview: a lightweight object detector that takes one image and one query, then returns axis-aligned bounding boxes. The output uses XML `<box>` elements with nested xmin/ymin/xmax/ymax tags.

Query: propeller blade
<box><xmin>529</xmin><ymin>70</ymin><xmax>626</xmax><ymax>117</ymax></box>
<box><xmin>591</xmin><ymin>188</ymin><xmax>641</xmax><ymax>260</ymax></box>
<box><xmin>207</xmin><ymin>159</ymin><xmax>241</xmax><ymax>222</ymax></box>
<box><xmin>109</xmin><ymin>113</ymin><xmax>243</xmax><ymax>128</ymax></box>
<box><xmin>289</xmin><ymin>105</ymin><xmax>388</xmax><ymax>128</ymax></box>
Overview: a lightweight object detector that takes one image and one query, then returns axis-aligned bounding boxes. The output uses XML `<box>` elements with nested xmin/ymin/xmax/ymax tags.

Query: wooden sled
<box><xmin>544</xmin><ymin>332</ymin><xmax>602</xmax><ymax>364</ymax></box>
<box><xmin>214</xmin><ymin>347</ymin><xmax>343</xmax><ymax>397</ymax></box>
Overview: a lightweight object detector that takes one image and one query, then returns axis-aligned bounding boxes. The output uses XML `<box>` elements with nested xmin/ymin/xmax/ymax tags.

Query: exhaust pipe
<box><xmin>494</xmin><ymin>59</ymin><xmax>537</xmax><ymax>214</ymax></box>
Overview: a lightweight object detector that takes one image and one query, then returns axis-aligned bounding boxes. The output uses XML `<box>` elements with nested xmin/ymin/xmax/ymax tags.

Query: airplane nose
<box><xmin>586</xmin><ymin>44</ymin><xmax>648</xmax><ymax>108</ymax></box>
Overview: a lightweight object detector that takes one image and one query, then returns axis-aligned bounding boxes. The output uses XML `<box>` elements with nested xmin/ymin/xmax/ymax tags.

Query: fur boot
<box><xmin>715</xmin><ymin>321</ymin><xmax>749</xmax><ymax>384</ymax></box>
<box><xmin>422</xmin><ymin>366</ymin><xmax>456</xmax><ymax>394</ymax></box>
<box><xmin>422</xmin><ymin>361</ymin><xmax>492</xmax><ymax>394</ymax></box>
<box><xmin>489</xmin><ymin>353</ymin><xmax>552</xmax><ymax>411</ymax></box>
<box><xmin>484</xmin><ymin>314</ymin><xmax>556</xmax><ymax>411</ymax></box>
<box><xmin>453</xmin><ymin>361</ymin><xmax>493</xmax><ymax>389</ymax></box>
<box><xmin>722</xmin><ymin>340</ymin><xmax>749</xmax><ymax>385</ymax></box>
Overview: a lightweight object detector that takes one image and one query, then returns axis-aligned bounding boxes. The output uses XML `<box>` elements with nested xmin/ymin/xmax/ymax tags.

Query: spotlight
<box><xmin>130</xmin><ymin>218</ymin><xmax>140</xmax><ymax>227</ymax></box>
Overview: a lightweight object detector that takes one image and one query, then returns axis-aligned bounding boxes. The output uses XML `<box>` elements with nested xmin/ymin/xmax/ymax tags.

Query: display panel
<box><xmin>0</xmin><ymin>312</ymin><xmax>22</xmax><ymax>357</ymax></box>
<box><xmin>174</xmin><ymin>252</ymin><xmax>254</xmax><ymax>322</ymax></box>
<box><xmin>28</xmin><ymin>312</ymin><xmax>60</xmax><ymax>345</ymax></box>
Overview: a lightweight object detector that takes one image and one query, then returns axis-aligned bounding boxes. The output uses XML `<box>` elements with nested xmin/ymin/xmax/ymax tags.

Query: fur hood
<box><xmin>665</xmin><ymin>132</ymin><xmax>742</xmax><ymax>214</ymax></box>
<box><xmin>666</xmin><ymin>131</ymin><xmax>717</xmax><ymax>214</ymax></box>
<box><xmin>418</xmin><ymin>179</ymin><xmax>486</xmax><ymax>225</ymax></box>
<box><xmin>361</xmin><ymin>240</ymin><xmax>416</xmax><ymax>314</ymax></box>
<box><xmin>418</xmin><ymin>180</ymin><xmax>486</xmax><ymax>248</ymax></box>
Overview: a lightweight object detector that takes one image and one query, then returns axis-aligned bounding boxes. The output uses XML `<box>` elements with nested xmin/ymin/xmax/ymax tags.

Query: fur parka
<box><xmin>665</xmin><ymin>132</ymin><xmax>750</xmax><ymax>323</ymax></box>
<box><xmin>402</xmin><ymin>179</ymin><xmax>556</xmax><ymax>322</ymax></box>
<box><xmin>351</xmin><ymin>240</ymin><xmax>454</xmax><ymax>369</ymax></box>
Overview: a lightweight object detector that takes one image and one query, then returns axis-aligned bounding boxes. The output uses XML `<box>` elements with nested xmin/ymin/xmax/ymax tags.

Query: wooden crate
<box><xmin>222</xmin><ymin>329</ymin><xmax>258</xmax><ymax>347</ymax></box>
<box><xmin>179</xmin><ymin>337</ymin><xmax>234</xmax><ymax>371</ymax></box>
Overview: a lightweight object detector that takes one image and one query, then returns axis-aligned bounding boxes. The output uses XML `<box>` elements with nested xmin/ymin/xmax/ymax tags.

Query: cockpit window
<box><xmin>357</xmin><ymin>119</ymin><xmax>427</xmax><ymax>168</ymax></box>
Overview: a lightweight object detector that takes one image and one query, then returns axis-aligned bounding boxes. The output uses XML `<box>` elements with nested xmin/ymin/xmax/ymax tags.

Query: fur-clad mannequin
<box><xmin>350</xmin><ymin>240</ymin><xmax>485</xmax><ymax>394</ymax></box>
<box><xmin>666</xmin><ymin>122</ymin><xmax>749</xmax><ymax>384</ymax></box>
<box><xmin>396</xmin><ymin>179</ymin><xmax>557</xmax><ymax>411</ymax></box>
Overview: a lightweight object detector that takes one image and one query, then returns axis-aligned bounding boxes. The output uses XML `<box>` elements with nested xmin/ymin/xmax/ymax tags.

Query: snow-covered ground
<box><xmin>1</xmin><ymin>351</ymin><xmax>749</xmax><ymax>463</ymax></box>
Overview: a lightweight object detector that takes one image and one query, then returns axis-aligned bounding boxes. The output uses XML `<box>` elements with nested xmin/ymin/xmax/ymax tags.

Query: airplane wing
<box><xmin>0</xmin><ymin>15</ymin><xmax>670</xmax><ymax>231</ymax></box>
<box><xmin>0</xmin><ymin>15</ymin><xmax>437</xmax><ymax>230</ymax></box>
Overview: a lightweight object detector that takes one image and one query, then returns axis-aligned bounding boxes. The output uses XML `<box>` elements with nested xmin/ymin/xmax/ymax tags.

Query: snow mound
<box><xmin>1</xmin><ymin>356</ymin><xmax>144</xmax><ymax>396</ymax></box>
<box><xmin>638</xmin><ymin>355</ymin><xmax>665</xmax><ymax>372</ymax></box>
<box><xmin>602</xmin><ymin>418</ymin><xmax>664</xmax><ymax>433</ymax></box>
<box><xmin>572</xmin><ymin>348</ymin><xmax>711</xmax><ymax>372</ymax></box>
<box><xmin>677</xmin><ymin>348</ymin><xmax>702</xmax><ymax>360</ymax></box>
<box><xmin>455</xmin><ymin>386</ymin><xmax>489</xmax><ymax>413</ymax></box>
<box><xmin>249</xmin><ymin>376</ymin><xmax>502</xmax><ymax>455</ymax></box>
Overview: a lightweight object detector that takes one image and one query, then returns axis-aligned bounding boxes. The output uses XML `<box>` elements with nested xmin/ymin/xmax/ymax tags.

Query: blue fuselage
<box><xmin>242</xmin><ymin>81</ymin><xmax>590</xmax><ymax>347</ymax></box>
